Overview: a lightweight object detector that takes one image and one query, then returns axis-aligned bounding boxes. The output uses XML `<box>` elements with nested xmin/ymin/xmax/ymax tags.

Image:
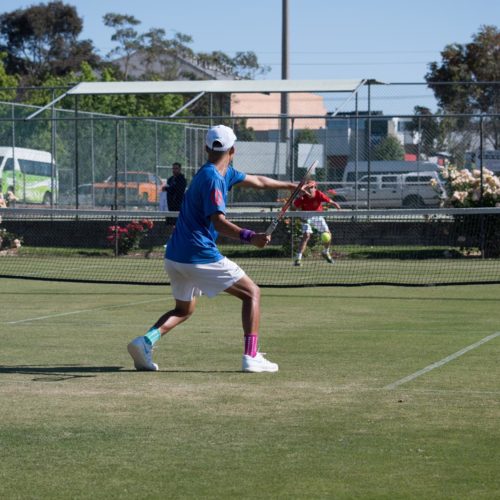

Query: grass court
<box><xmin>0</xmin><ymin>278</ymin><xmax>499</xmax><ymax>498</ymax></box>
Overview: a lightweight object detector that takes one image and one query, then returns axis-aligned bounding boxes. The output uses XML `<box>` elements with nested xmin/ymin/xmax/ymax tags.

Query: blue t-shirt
<box><xmin>165</xmin><ymin>163</ymin><xmax>246</xmax><ymax>263</ymax></box>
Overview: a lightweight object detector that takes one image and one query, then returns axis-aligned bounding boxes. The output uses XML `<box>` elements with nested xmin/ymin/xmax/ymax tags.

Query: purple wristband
<box><xmin>240</xmin><ymin>228</ymin><xmax>256</xmax><ymax>244</ymax></box>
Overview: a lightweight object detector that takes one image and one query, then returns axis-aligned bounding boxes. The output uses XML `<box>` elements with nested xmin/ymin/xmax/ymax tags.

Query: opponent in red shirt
<box><xmin>292</xmin><ymin>181</ymin><xmax>340</xmax><ymax>266</ymax></box>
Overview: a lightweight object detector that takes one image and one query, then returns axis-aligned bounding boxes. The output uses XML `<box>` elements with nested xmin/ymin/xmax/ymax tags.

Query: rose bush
<box><xmin>106</xmin><ymin>218</ymin><xmax>154</xmax><ymax>255</ymax></box>
<box><xmin>436</xmin><ymin>166</ymin><xmax>500</xmax><ymax>258</ymax></box>
<box><xmin>0</xmin><ymin>227</ymin><xmax>22</xmax><ymax>252</ymax></box>
<box><xmin>437</xmin><ymin>165</ymin><xmax>500</xmax><ymax>208</ymax></box>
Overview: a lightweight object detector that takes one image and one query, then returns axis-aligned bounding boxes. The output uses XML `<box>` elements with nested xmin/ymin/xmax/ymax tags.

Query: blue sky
<box><xmin>1</xmin><ymin>0</ymin><xmax>499</xmax><ymax>113</ymax></box>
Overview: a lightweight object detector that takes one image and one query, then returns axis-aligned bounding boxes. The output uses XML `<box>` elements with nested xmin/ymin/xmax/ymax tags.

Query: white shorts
<box><xmin>302</xmin><ymin>216</ymin><xmax>329</xmax><ymax>235</ymax></box>
<box><xmin>164</xmin><ymin>257</ymin><xmax>246</xmax><ymax>301</ymax></box>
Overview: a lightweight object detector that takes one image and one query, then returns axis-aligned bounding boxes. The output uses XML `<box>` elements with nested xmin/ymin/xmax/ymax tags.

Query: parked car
<box><xmin>58</xmin><ymin>183</ymin><xmax>95</xmax><ymax>207</ymax></box>
<box><xmin>331</xmin><ymin>171</ymin><xmax>445</xmax><ymax>209</ymax></box>
<box><xmin>93</xmin><ymin>171</ymin><xmax>162</xmax><ymax>206</ymax></box>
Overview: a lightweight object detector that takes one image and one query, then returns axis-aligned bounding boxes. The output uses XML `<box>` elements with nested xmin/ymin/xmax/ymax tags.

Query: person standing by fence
<box><xmin>166</xmin><ymin>162</ymin><xmax>187</xmax><ymax>212</ymax></box>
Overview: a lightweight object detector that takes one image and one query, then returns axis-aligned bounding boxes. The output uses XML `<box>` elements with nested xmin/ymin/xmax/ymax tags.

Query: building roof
<box><xmin>66</xmin><ymin>79</ymin><xmax>367</xmax><ymax>96</ymax></box>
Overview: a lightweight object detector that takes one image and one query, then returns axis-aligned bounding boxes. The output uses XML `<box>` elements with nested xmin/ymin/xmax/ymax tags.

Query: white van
<box><xmin>332</xmin><ymin>171</ymin><xmax>445</xmax><ymax>209</ymax></box>
<box><xmin>0</xmin><ymin>147</ymin><xmax>57</xmax><ymax>205</ymax></box>
<box><xmin>341</xmin><ymin>160</ymin><xmax>440</xmax><ymax>184</ymax></box>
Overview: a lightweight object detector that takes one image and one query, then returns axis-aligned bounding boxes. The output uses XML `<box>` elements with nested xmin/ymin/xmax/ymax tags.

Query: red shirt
<box><xmin>294</xmin><ymin>190</ymin><xmax>331</xmax><ymax>211</ymax></box>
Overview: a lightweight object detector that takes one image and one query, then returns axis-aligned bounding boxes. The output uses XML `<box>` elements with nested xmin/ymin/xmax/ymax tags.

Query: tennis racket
<box><xmin>265</xmin><ymin>160</ymin><xmax>318</xmax><ymax>235</ymax></box>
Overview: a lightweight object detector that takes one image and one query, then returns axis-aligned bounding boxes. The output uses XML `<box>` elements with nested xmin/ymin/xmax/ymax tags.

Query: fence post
<box><xmin>479</xmin><ymin>115</ymin><xmax>484</xmax><ymax>203</ymax></box>
<box><xmin>11</xmin><ymin>103</ymin><xmax>16</xmax><ymax>197</ymax></box>
<box><xmin>74</xmin><ymin>94</ymin><xmax>79</xmax><ymax>209</ymax></box>
<box><xmin>51</xmin><ymin>88</ymin><xmax>56</xmax><ymax>208</ymax></box>
<box><xmin>367</xmin><ymin>81</ymin><xmax>372</xmax><ymax>209</ymax></box>
<box><xmin>114</xmin><ymin>120</ymin><xmax>119</xmax><ymax>211</ymax></box>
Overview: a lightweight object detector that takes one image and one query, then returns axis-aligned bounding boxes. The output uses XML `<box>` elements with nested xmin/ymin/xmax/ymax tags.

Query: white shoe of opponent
<box><xmin>242</xmin><ymin>352</ymin><xmax>279</xmax><ymax>373</ymax></box>
<box><xmin>127</xmin><ymin>336</ymin><xmax>159</xmax><ymax>371</ymax></box>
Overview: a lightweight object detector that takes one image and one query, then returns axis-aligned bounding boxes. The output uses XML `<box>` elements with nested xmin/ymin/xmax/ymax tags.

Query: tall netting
<box><xmin>1</xmin><ymin>207</ymin><xmax>499</xmax><ymax>287</ymax></box>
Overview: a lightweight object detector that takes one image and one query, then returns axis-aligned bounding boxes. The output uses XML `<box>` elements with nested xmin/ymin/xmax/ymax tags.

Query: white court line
<box><xmin>384</xmin><ymin>332</ymin><xmax>500</xmax><ymax>390</ymax></box>
<box><xmin>7</xmin><ymin>297</ymin><xmax>166</xmax><ymax>325</ymax></box>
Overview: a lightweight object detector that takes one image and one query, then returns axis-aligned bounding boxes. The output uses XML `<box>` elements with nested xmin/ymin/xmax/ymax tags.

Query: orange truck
<box><xmin>93</xmin><ymin>171</ymin><xmax>163</xmax><ymax>206</ymax></box>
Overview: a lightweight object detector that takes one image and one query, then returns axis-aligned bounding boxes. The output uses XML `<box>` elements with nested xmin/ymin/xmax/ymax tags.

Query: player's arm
<box><xmin>239</xmin><ymin>174</ymin><xmax>297</xmax><ymax>191</ymax></box>
<box><xmin>324</xmin><ymin>198</ymin><xmax>341</xmax><ymax>210</ymax></box>
<box><xmin>325</xmin><ymin>196</ymin><xmax>341</xmax><ymax>210</ymax></box>
<box><xmin>211</xmin><ymin>212</ymin><xmax>270</xmax><ymax>248</ymax></box>
<box><xmin>320</xmin><ymin>190</ymin><xmax>341</xmax><ymax>210</ymax></box>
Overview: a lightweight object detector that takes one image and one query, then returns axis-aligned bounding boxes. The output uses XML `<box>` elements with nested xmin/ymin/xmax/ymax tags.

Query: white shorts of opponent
<box><xmin>302</xmin><ymin>216</ymin><xmax>329</xmax><ymax>235</ymax></box>
<box><xmin>164</xmin><ymin>257</ymin><xmax>246</xmax><ymax>302</ymax></box>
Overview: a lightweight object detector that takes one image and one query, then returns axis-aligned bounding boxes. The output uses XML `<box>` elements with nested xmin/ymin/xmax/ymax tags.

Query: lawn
<box><xmin>0</xmin><ymin>278</ymin><xmax>499</xmax><ymax>499</ymax></box>
<box><xmin>2</xmin><ymin>244</ymin><xmax>500</xmax><ymax>286</ymax></box>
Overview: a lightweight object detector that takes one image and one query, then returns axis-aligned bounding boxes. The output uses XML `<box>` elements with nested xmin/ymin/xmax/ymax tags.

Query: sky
<box><xmin>1</xmin><ymin>0</ymin><xmax>499</xmax><ymax>113</ymax></box>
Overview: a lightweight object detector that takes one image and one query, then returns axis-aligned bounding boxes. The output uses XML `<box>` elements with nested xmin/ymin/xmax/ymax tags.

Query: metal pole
<box><xmin>51</xmin><ymin>89</ymin><xmax>56</xmax><ymax>208</ymax></box>
<box><xmin>155</xmin><ymin>121</ymin><xmax>160</xmax><ymax>209</ymax></box>
<box><xmin>367</xmin><ymin>81</ymin><xmax>371</xmax><ymax>209</ymax></box>
<box><xmin>479</xmin><ymin>115</ymin><xmax>484</xmax><ymax>203</ymax></box>
<box><xmin>417</xmin><ymin>116</ymin><xmax>422</xmax><ymax>175</ymax></box>
<box><xmin>114</xmin><ymin>120</ymin><xmax>119</xmax><ymax>211</ymax></box>
<box><xmin>355</xmin><ymin>93</ymin><xmax>359</xmax><ymax>209</ymax></box>
<box><xmin>90</xmin><ymin>114</ymin><xmax>95</xmax><ymax>207</ymax></box>
<box><xmin>290</xmin><ymin>117</ymin><xmax>295</xmax><ymax>181</ymax></box>
<box><xmin>280</xmin><ymin>0</ymin><xmax>289</xmax><ymax>156</ymax></box>
<box><xmin>11</xmin><ymin>103</ymin><xmax>16</xmax><ymax>197</ymax></box>
<box><xmin>123</xmin><ymin>121</ymin><xmax>128</xmax><ymax>208</ymax></box>
<box><xmin>74</xmin><ymin>95</ymin><xmax>79</xmax><ymax>209</ymax></box>
<box><xmin>210</xmin><ymin>94</ymin><xmax>213</xmax><ymax>127</ymax></box>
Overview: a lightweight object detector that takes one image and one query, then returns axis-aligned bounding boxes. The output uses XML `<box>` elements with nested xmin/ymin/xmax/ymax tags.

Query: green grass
<box><xmin>2</xmin><ymin>245</ymin><xmax>500</xmax><ymax>286</ymax></box>
<box><xmin>0</xmin><ymin>279</ymin><xmax>499</xmax><ymax>499</ymax></box>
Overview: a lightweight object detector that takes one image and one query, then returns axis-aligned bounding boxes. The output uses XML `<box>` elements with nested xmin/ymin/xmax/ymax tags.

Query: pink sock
<box><xmin>244</xmin><ymin>334</ymin><xmax>258</xmax><ymax>357</ymax></box>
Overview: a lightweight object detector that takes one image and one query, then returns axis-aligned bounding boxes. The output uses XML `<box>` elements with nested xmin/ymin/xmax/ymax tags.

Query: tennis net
<box><xmin>1</xmin><ymin>207</ymin><xmax>499</xmax><ymax>287</ymax></box>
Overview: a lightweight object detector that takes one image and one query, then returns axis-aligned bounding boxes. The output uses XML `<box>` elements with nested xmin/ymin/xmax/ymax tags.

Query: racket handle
<box><xmin>265</xmin><ymin>219</ymin><xmax>279</xmax><ymax>235</ymax></box>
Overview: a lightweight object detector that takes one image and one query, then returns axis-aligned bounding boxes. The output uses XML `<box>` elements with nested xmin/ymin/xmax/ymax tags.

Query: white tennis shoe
<box><xmin>127</xmin><ymin>336</ymin><xmax>159</xmax><ymax>371</ymax></box>
<box><xmin>242</xmin><ymin>352</ymin><xmax>279</xmax><ymax>373</ymax></box>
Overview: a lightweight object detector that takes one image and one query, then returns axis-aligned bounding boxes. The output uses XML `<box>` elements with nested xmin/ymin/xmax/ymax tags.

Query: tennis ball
<box><xmin>321</xmin><ymin>232</ymin><xmax>331</xmax><ymax>244</ymax></box>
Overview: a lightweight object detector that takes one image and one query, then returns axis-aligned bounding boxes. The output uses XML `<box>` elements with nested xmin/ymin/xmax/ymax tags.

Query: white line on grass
<box><xmin>384</xmin><ymin>332</ymin><xmax>500</xmax><ymax>390</ymax></box>
<box><xmin>7</xmin><ymin>297</ymin><xmax>166</xmax><ymax>325</ymax></box>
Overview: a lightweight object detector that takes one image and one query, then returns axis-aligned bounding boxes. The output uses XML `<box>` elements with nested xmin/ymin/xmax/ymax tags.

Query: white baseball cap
<box><xmin>205</xmin><ymin>125</ymin><xmax>237</xmax><ymax>152</ymax></box>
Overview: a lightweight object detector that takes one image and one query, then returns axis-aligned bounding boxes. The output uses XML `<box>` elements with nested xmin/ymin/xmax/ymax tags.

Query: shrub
<box><xmin>438</xmin><ymin>165</ymin><xmax>500</xmax><ymax>207</ymax></box>
<box><xmin>106</xmin><ymin>218</ymin><xmax>154</xmax><ymax>255</ymax></box>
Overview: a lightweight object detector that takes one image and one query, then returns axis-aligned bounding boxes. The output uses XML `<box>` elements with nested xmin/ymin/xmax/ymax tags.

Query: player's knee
<box><xmin>244</xmin><ymin>281</ymin><xmax>260</xmax><ymax>303</ymax></box>
<box><xmin>174</xmin><ymin>302</ymin><xmax>195</xmax><ymax>318</ymax></box>
<box><xmin>251</xmin><ymin>283</ymin><xmax>261</xmax><ymax>302</ymax></box>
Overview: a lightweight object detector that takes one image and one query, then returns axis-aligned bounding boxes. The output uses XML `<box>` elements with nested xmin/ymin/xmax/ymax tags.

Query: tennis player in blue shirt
<box><xmin>128</xmin><ymin>125</ymin><xmax>299</xmax><ymax>373</ymax></box>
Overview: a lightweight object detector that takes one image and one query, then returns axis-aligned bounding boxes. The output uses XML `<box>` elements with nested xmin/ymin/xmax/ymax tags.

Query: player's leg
<box><xmin>312</xmin><ymin>216</ymin><xmax>334</xmax><ymax>264</ymax></box>
<box><xmin>225</xmin><ymin>274</ymin><xmax>261</xmax><ymax>335</ymax></box>
<box><xmin>127</xmin><ymin>259</ymin><xmax>199</xmax><ymax>371</ymax></box>
<box><xmin>127</xmin><ymin>299</ymin><xmax>196</xmax><ymax>371</ymax></box>
<box><xmin>149</xmin><ymin>298</ymin><xmax>196</xmax><ymax>338</ymax></box>
<box><xmin>295</xmin><ymin>222</ymin><xmax>312</xmax><ymax>266</ymax></box>
<box><xmin>225</xmin><ymin>275</ymin><xmax>278</xmax><ymax>373</ymax></box>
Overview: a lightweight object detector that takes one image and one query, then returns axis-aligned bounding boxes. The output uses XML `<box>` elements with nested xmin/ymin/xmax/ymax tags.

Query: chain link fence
<box><xmin>0</xmin><ymin>82</ymin><xmax>498</xmax><ymax>210</ymax></box>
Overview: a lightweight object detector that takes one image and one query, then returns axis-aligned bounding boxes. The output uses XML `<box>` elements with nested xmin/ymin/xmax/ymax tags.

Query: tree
<box><xmin>407</xmin><ymin>106</ymin><xmax>441</xmax><ymax>158</ymax></box>
<box><xmin>0</xmin><ymin>52</ymin><xmax>17</xmax><ymax>100</ymax></box>
<box><xmin>103</xmin><ymin>13</ymin><xmax>142</xmax><ymax>79</ymax></box>
<box><xmin>426</xmin><ymin>25</ymin><xmax>500</xmax><ymax>113</ymax></box>
<box><xmin>140</xmin><ymin>30</ymin><xmax>194</xmax><ymax>80</ymax></box>
<box><xmin>426</xmin><ymin>25</ymin><xmax>500</xmax><ymax>148</ymax></box>
<box><xmin>372</xmin><ymin>136</ymin><xmax>405</xmax><ymax>161</ymax></box>
<box><xmin>233</xmin><ymin>120</ymin><xmax>256</xmax><ymax>141</ymax></box>
<box><xmin>232</xmin><ymin>52</ymin><xmax>270</xmax><ymax>80</ymax></box>
<box><xmin>0</xmin><ymin>1</ymin><xmax>100</xmax><ymax>85</ymax></box>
